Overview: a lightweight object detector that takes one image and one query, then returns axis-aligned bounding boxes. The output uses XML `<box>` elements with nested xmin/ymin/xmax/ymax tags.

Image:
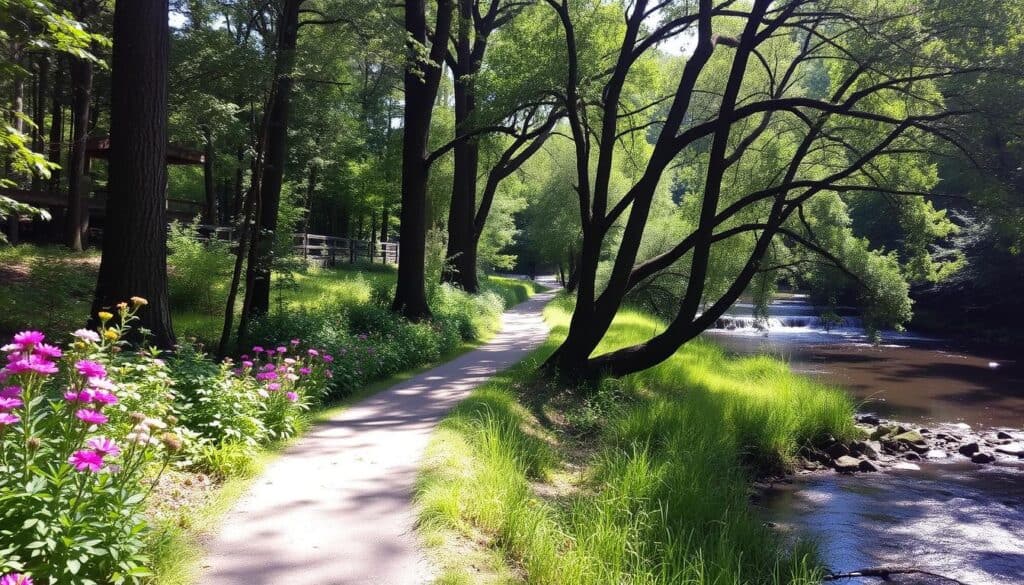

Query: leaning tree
<box><xmin>541</xmin><ymin>0</ymin><xmax>990</xmax><ymax>379</ymax></box>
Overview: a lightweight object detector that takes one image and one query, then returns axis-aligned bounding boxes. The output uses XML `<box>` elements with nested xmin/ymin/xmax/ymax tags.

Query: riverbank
<box><xmin>416</xmin><ymin>297</ymin><xmax>858</xmax><ymax>584</ymax></box>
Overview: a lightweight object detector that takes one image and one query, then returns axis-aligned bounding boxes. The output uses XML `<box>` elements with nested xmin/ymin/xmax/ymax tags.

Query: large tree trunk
<box><xmin>66</xmin><ymin>56</ymin><xmax>92</xmax><ymax>251</ymax></box>
<box><xmin>392</xmin><ymin>0</ymin><xmax>452</xmax><ymax>320</ymax></box>
<box><xmin>243</xmin><ymin>0</ymin><xmax>300</xmax><ymax>318</ymax></box>
<box><xmin>91</xmin><ymin>0</ymin><xmax>175</xmax><ymax>349</ymax></box>
<box><xmin>202</xmin><ymin>125</ymin><xmax>217</xmax><ymax>224</ymax></box>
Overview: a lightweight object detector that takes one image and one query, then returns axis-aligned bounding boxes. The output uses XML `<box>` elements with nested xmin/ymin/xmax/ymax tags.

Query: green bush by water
<box><xmin>417</xmin><ymin>297</ymin><xmax>856</xmax><ymax>585</ymax></box>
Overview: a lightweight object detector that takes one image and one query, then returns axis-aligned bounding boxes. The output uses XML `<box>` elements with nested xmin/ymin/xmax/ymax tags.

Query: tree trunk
<box><xmin>392</xmin><ymin>0</ymin><xmax>452</xmax><ymax>321</ymax></box>
<box><xmin>380</xmin><ymin>203</ymin><xmax>389</xmax><ymax>242</ymax></box>
<box><xmin>91</xmin><ymin>0</ymin><xmax>175</xmax><ymax>349</ymax></box>
<box><xmin>6</xmin><ymin>44</ymin><xmax>25</xmax><ymax>243</ymax></box>
<box><xmin>47</xmin><ymin>61</ymin><xmax>64</xmax><ymax>198</ymax></box>
<box><xmin>30</xmin><ymin>56</ymin><xmax>48</xmax><ymax>195</ymax></box>
<box><xmin>243</xmin><ymin>0</ymin><xmax>300</xmax><ymax>318</ymax></box>
<box><xmin>66</xmin><ymin>56</ymin><xmax>92</xmax><ymax>251</ymax></box>
<box><xmin>232</xmin><ymin>146</ymin><xmax>244</xmax><ymax>217</ymax></box>
<box><xmin>202</xmin><ymin>125</ymin><xmax>217</xmax><ymax>224</ymax></box>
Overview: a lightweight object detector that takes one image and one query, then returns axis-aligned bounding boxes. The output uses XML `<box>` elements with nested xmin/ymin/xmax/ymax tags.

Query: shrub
<box><xmin>0</xmin><ymin>302</ymin><xmax>180</xmax><ymax>583</ymax></box>
<box><xmin>167</xmin><ymin>221</ymin><xmax>234</xmax><ymax>314</ymax></box>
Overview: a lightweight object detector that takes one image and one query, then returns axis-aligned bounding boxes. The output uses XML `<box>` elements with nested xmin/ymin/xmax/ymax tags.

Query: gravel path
<box><xmin>200</xmin><ymin>284</ymin><xmax>556</xmax><ymax>584</ymax></box>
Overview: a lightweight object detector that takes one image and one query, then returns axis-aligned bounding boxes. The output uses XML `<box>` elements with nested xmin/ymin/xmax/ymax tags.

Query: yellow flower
<box><xmin>98</xmin><ymin>311</ymin><xmax>114</xmax><ymax>322</ymax></box>
<box><xmin>131</xmin><ymin>296</ymin><xmax>148</xmax><ymax>306</ymax></box>
<box><xmin>103</xmin><ymin>328</ymin><xmax>119</xmax><ymax>341</ymax></box>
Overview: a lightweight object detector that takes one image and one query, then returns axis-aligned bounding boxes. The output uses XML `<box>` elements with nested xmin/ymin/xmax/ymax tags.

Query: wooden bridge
<box><xmin>194</xmin><ymin>225</ymin><xmax>399</xmax><ymax>266</ymax></box>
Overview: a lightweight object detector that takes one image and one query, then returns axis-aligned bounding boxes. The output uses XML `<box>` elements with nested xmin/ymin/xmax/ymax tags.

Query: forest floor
<box><xmin>195</xmin><ymin>283</ymin><xmax>559</xmax><ymax>585</ymax></box>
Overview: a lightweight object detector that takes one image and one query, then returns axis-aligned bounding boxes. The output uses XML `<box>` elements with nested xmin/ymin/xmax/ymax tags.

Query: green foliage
<box><xmin>418</xmin><ymin>298</ymin><xmax>856</xmax><ymax>584</ymax></box>
<box><xmin>167</xmin><ymin>221</ymin><xmax>235</xmax><ymax>315</ymax></box>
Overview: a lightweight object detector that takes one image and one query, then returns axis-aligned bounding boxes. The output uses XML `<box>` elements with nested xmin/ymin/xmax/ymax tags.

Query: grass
<box><xmin>140</xmin><ymin>273</ymin><xmax>542</xmax><ymax>585</ymax></box>
<box><xmin>416</xmin><ymin>295</ymin><xmax>858</xmax><ymax>585</ymax></box>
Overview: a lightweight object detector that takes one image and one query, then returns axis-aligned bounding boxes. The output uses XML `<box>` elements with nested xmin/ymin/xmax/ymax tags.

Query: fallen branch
<box><xmin>824</xmin><ymin>567</ymin><xmax>970</xmax><ymax>585</ymax></box>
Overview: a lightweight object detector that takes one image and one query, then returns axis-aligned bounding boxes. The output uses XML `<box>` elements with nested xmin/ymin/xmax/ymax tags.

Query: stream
<box><xmin>705</xmin><ymin>296</ymin><xmax>1024</xmax><ymax>585</ymax></box>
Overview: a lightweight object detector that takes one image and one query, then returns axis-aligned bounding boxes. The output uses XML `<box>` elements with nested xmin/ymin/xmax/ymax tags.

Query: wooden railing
<box><xmin>192</xmin><ymin>225</ymin><xmax>399</xmax><ymax>266</ymax></box>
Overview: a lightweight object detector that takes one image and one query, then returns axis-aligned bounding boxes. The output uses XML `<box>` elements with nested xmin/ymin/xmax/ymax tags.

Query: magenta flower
<box><xmin>0</xmin><ymin>412</ymin><xmax>20</xmax><ymax>426</ymax></box>
<box><xmin>256</xmin><ymin>372</ymin><xmax>278</xmax><ymax>381</ymax></box>
<box><xmin>91</xmin><ymin>390</ymin><xmax>118</xmax><ymax>406</ymax></box>
<box><xmin>307</xmin><ymin>348</ymin><xmax>319</xmax><ymax>357</ymax></box>
<box><xmin>299</xmin><ymin>367</ymin><xmax>312</xmax><ymax>375</ymax></box>
<box><xmin>240</xmin><ymin>354</ymin><xmax>250</xmax><ymax>360</ymax></box>
<box><xmin>290</xmin><ymin>339</ymin><xmax>300</xmax><ymax>346</ymax></box>
<box><xmin>0</xmin><ymin>573</ymin><xmax>34</xmax><ymax>585</ymax></box>
<box><xmin>242</xmin><ymin>360</ymin><xmax>254</xmax><ymax>368</ymax></box>
<box><xmin>3</xmin><ymin>355</ymin><xmax>58</xmax><ymax>376</ymax></box>
<box><xmin>86</xmin><ymin>436</ymin><xmax>121</xmax><ymax>457</ymax></box>
<box><xmin>0</xmin><ymin>386</ymin><xmax>20</xmax><ymax>399</ymax></box>
<box><xmin>286</xmin><ymin>392</ymin><xmax>299</xmax><ymax>402</ymax></box>
<box><xmin>75</xmin><ymin>360</ymin><xmax>107</xmax><ymax>379</ymax></box>
<box><xmin>68</xmin><ymin>449</ymin><xmax>104</xmax><ymax>472</ymax></box>
<box><xmin>267</xmin><ymin>382</ymin><xmax>281</xmax><ymax>391</ymax></box>
<box><xmin>252</xmin><ymin>346</ymin><xmax>265</xmax><ymax>353</ymax></box>
<box><xmin>262</xmin><ymin>363</ymin><xmax>275</xmax><ymax>372</ymax></box>
<box><xmin>13</xmin><ymin>331</ymin><xmax>45</xmax><ymax>347</ymax></box>
<box><xmin>75</xmin><ymin>409</ymin><xmax>108</xmax><ymax>425</ymax></box>
<box><xmin>276</xmin><ymin>346</ymin><xmax>287</xmax><ymax>354</ymax></box>
<box><xmin>73</xmin><ymin>328</ymin><xmax>101</xmax><ymax>342</ymax></box>
<box><xmin>0</xmin><ymin>397</ymin><xmax>23</xmax><ymax>410</ymax></box>
<box><xmin>323</xmin><ymin>354</ymin><xmax>334</xmax><ymax>363</ymax></box>
<box><xmin>34</xmin><ymin>343</ymin><xmax>62</xmax><ymax>360</ymax></box>
<box><xmin>266</xmin><ymin>349</ymin><xmax>276</xmax><ymax>357</ymax></box>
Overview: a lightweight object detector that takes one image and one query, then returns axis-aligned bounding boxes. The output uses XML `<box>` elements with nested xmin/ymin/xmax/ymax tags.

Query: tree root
<box><xmin>824</xmin><ymin>567</ymin><xmax>970</xmax><ymax>584</ymax></box>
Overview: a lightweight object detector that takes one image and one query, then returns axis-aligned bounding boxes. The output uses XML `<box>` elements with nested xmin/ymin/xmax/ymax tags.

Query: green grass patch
<box><xmin>417</xmin><ymin>296</ymin><xmax>857</xmax><ymax>585</ymax></box>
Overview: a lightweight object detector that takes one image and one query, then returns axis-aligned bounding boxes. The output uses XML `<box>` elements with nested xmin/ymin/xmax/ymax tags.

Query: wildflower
<box><xmin>252</xmin><ymin>346</ymin><xmax>265</xmax><ymax>353</ymax></box>
<box><xmin>73</xmin><ymin>328</ymin><xmax>100</xmax><ymax>342</ymax></box>
<box><xmin>68</xmin><ymin>450</ymin><xmax>104</xmax><ymax>472</ymax></box>
<box><xmin>160</xmin><ymin>432</ymin><xmax>182</xmax><ymax>453</ymax></box>
<box><xmin>13</xmin><ymin>331</ymin><xmax>45</xmax><ymax>348</ymax></box>
<box><xmin>131</xmin><ymin>296</ymin><xmax>148</xmax><ymax>306</ymax></box>
<box><xmin>4</xmin><ymin>355</ymin><xmax>58</xmax><ymax>376</ymax></box>
<box><xmin>98</xmin><ymin>311</ymin><xmax>114</xmax><ymax>322</ymax></box>
<box><xmin>125</xmin><ymin>432</ymin><xmax>156</xmax><ymax>446</ymax></box>
<box><xmin>276</xmin><ymin>346</ymin><xmax>287</xmax><ymax>354</ymax></box>
<box><xmin>286</xmin><ymin>392</ymin><xmax>299</xmax><ymax>402</ymax></box>
<box><xmin>0</xmin><ymin>573</ymin><xmax>34</xmax><ymax>585</ymax></box>
<box><xmin>256</xmin><ymin>371</ymin><xmax>278</xmax><ymax>381</ymax></box>
<box><xmin>286</xmin><ymin>374</ymin><xmax>299</xmax><ymax>382</ymax></box>
<box><xmin>116</xmin><ymin>302</ymin><xmax>128</xmax><ymax>310</ymax></box>
<box><xmin>290</xmin><ymin>339</ymin><xmax>300</xmax><ymax>346</ymax></box>
<box><xmin>323</xmin><ymin>354</ymin><xmax>334</xmax><ymax>363</ymax></box>
<box><xmin>242</xmin><ymin>360</ymin><xmax>254</xmax><ymax>369</ymax></box>
<box><xmin>88</xmin><ymin>377</ymin><xmax>116</xmax><ymax>391</ymax></box>
<box><xmin>91</xmin><ymin>390</ymin><xmax>118</xmax><ymax>406</ymax></box>
<box><xmin>86</xmin><ymin>436</ymin><xmax>121</xmax><ymax>457</ymax></box>
<box><xmin>267</xmin><ymin>382</ymin><xmax>281</xmax><ymax>391</ymax></box>
<box><xmin>34</xmin><ymin>343</ymin><xmax>62</xmax><ymax>359</ymax></box>
<box><xmin>284</xmin><ymin>358</ymin><xmax>296</xmax><ymax>365</ymax></box>
<box><xmin>0</xmin><ymin>397</ymin><xmax>23</xmax><ymax>410</ymax></box>
<box><xmin>103</xmin><ymin>329</ymin><xmax>119</xmax><ymax>341</ymax></box>
<box><xmin>307</xmin><ymin>348</ymin><xmax>319</xmax><ymax>357</ymax></box>
<box><xmin>266</xmin><ymin>349</ymin><xmax>276</xmax><ymax>357</ymax></box>
<box><xmin>75</xmin><ymin>360</ymin><xmax>107</xmax><ymax>379</ymax></box>
<box><xmin>262</xmin><ymin>363</ymin><xmax>276</xmax><ymax>372</ymax></box>
<box><xmin>130</xmin><ymin>412</ymin><xmax>147</xmax><ymax>424</ymax></box>
<box><xmin>143</xmin><ymin>417</ymin><xmax>167</xmax><ymax>430</ymax></box>
<box><xmin>0</xmin><ymin>386</ymin><xmax>20</xmax><ymax>398</ymax></box>
<box><xmin>75</xmin><ymin>409</ymin><xmax>108</xmax><ymax>425</ymax></box>
<box><xmin>26</xmin><ymin>437</ymin><xmax>40</xmax><ymax>451</ymax></box>
<box><xmin>299</xmin><ymin>367</ymin><xmax>311</xmax><ymax>375</ymax></box>
<box><xmin>0</xmin><ymin>413</ymin><xmax>20</xmax><ymax>426</ymax></box>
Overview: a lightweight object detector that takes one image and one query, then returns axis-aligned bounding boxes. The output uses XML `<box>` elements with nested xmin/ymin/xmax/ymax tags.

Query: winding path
<box><xmin>200</xmin><ymin>283</ymin><xmax>557</xmax><ymax>584</ymax></box>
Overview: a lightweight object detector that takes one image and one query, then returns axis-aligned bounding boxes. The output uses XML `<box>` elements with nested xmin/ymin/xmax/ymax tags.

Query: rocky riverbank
<box><xmin>798</xmin><ymin>415</ymin><xmax>1024</xmax><ymax>474</ymax></box>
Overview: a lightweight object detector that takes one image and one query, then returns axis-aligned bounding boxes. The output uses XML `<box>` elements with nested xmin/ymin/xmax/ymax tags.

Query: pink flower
<box><xmin>75</xmin><ymin>409</ymin><xmax>108</xmax><ymax>425</ymax></box>
<box><xmin>0</xmin><ymin>573</ymin><xmax>34</xmax><ymax>585</ymax></box>
<box><xmin>0</xmin><ymin>397</ymin><xmax>23</xmax><ymax>410</ymax></box>
<box><xmin>290</xmin><ymin>339</ymin><xmax>300</xmax><ymax>346</ymax></box>
<box><xmin>323</xmin><ymin>354</ymin><xmax>334</xmax><ymax>363</ymax></box>
<box><xmin>86</xmin><ymin>436</ymin><xmax>121</xmax><ymax>457</ymax></box>
<box><xmin>307</xmin><ymin>349</ymin><xmax>319</xmax><ymax>357</ymax></box>
<box><xmin>276</xmin><ymin>346</ymin><xmax>287</xmax><ymax>354</ymax></box>
<box><xmin>256</xmin><ymin>372</ymin><xmax>278</xmax><ymax>381</ymax></box>
<box><xmin>252</xmin><ymin>346</ymin><xmax>264</xmax><ymax>353</ymax></box>
<box><xmin>299</xmin><ymin>367</ymin><xmax>312</xmax><ymax>375</ymax></box>
<box><xmin>68</xmin><ymin>449</ymin><xmax>104</xmax><ymax>472</ymax></box>
<box><xmin>73</xmin><ymin>328</ymin><xmax>100</xmax><ymax>342</ymax></box>
<box><xmin>0</xmin><ymin>412</ymin><xmax>20</xmax><ymax>426</ymax></box>
<box><xmin>91</xmin><ymin>390</ymin><xmax>118</xmax><ymax>406</ymax></box>
<box><xmin>13</xmin><ymin>331</ymin><xmax>45</xmax><ymax>348</ymax></box>
<box><xmin>242</xmin><ymin>360</ymin><xmax>254</xmax><ymax>368</ymax></box>
<box><xmin>284</xmin><ymin>358</ymin><xmax>296</xmax><ymax>365</ymax></box>
<box><xmin>266</xmin><ymin>349</ymin><xmax>276</xmax><ymax>357</ymax></box>
<box><xmin>75</xmin><ymin>360</ymin><xmax>107</xmax><ymax>379</ymax></box>
<box><xmin>267</xmin><ymin>383</ymin><xmax>281</xmax><ymax>391</ymax></box>
<box><xmin>286</xmin><ymin>392</ymin><xmax>299</xmax><ymax>402</ymax></box>
<box><xmin>262</xmin><ymin>363</ymin><xmax>276</xmax><ymax>372</ymax></box>
<box><xmin>34</xmin><ymin>343</ymin><xmax>62</xmax><ymax>359</ymax></box>
<box><xmin>286</xmin><ymin>374</ymin><xmax>299</xmax><ymax>382</ymax></box>
<box><xmin>3</xmin><ymin>355</ymin><xmax>58</xmax><ymax>376</ymax></box>
<box><xmin>0</xmin><ymin>386</ymin><xmax>20</xmax><ymax>399</ymax></box>
<box><xmin>240</xmin><ymin>354</ymin><xmax>250</xmax><ymax>360</ymax></box>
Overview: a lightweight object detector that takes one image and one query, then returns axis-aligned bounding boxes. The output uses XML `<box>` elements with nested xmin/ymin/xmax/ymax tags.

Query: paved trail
<box><xmin>200</xmin><ymin>284</ymin><xmax>556</xmax><ymax>584</ymax></box>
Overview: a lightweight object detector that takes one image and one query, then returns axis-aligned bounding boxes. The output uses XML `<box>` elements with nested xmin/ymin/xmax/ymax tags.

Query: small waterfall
<box><xmin>711</xmin><ymin>314</ymin><xmax>863</xmax><ymax>332</ymax></box>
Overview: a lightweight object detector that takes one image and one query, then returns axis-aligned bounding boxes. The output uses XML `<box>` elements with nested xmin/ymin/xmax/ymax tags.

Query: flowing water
<box><xmin>704</xmin><ymin>296</ymin><xmax>1024</xmax><ymax>584</ymax></box>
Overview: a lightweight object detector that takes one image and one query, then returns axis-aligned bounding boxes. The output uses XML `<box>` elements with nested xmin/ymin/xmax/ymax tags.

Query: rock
<box><xmin>857</xmin><ymin>414</ymin><xmax>880</xmax><ymax>426</ymax></box>
<box><xmin>858</xmin><ymin>460</ymin><xmax>878</xmax><ymax>472</ymax></box>
<box><xmin>833</xmin><ymin>455</ymin><xmax>862</xmax><ymax>472</ymax></box>
<box><xmin>891</xmin><ymin>462</ymin><xmax>921</xmax><ymax>471</ymax></box>
<box><xmin>853</xmin><ymin>440</ymin><xmax>880</xmax><ymax>459</ymax></box>
<box><xmin>997</xmin><ymin>431</ymin><xmax>1014</xmax><ymax>440</ymax></box>
<box><xmin>920</xmin><ymin>428</ymin><xmax>931</xmax><ymax>435</ymax></box>
<box><xmin>826</xmin><ymin>442</ymin><xmax>850</xmax><ymax>459</ymax></box>
<box><xmin>971</xmin><ymin>452</ymin><xmax>995</xmax><ymax>464</ymax></box>
<box><xmin>904</xmin><ymin>452</ymin><xmax>921</xmax><ymax>461</ymax></box>
<box><xmin>958</xmin><ymin>442</ymin><xmax>980</xmax><ymax>456</ymax></box>
<box><xmin>897</xmin><ymin>425</ymin><xmax>910</xmax><ymax>434</ymax></box>
<box><xmin>925</xmin><ymin>449</ymin><xmax>948</xmax><ymax>459</ymax></box>
<box><xmin>893</xmin><ymin>430</ymin><xmax>926</xmax><ymax>445</ymax></box>
<box><xmin>995</xmin><ymin>443</ymin><xmax>1024</xmax><ymax>457</ymax></box>
<box><xmin>952</xmin><ymin>423</ymin><xmax>972</xmax><ymax>431</ymax></box>
<box><xmin>870</xmin><ymin>425</ymin><xmax>895</xmax><ymax>440</ymax></box>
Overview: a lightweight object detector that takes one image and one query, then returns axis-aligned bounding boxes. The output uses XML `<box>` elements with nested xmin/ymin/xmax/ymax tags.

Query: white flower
<box><xmin>73</xmin><ymin>329</ymin><xmax>101</xmax><ymax>342</ymax></box>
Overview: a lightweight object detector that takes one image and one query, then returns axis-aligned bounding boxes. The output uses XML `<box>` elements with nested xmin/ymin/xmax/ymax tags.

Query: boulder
<box><xmin>833</xmin><ymin>455</ymin><xmax>862</xmax><ymax>473</ymax></box>
<box><xmin>891</xmin><ymin>461</ymin><xmax>921</xmax><ymax>471</ymax></box>
<box><xmin>826</xmin><ymin>442</ymin><xmax>850</xmax><ymax>459</ymax></box>
<box><xmin>995</xmin><ymin>443</ymin><xmax>1024</xmax><ymax>457</ymax></box>
<box><xmin>958</xmin><ymin>442</ymin><xmax>980</xmax><ymax>456</ymax></box>
<box><xmin>870</xmin><ymin>425</ymin><xmax>896</xmax><ymax>440</ymax></box>
<box><xmin>997</xmin><ymin>431</ymin><xmax>1014</xmax><ymax>440</ymax></box>
<box><xmin>892</xmin><ymin>430</ymin><xmax>926</xmax><ymax>445</ymax></box>
<box><xmin>904</xmin><ymin>452</ymin><xmax>921</xmax><ymax>461</ymax></box>
<box><xmin>852</xmin><ymin>440</ymin><xmax>880</xmax><ymax>459</ymax></box>
<box><xmin>857</xmin><ymin>414</ymin><xmax>881</xmax><ymax>426</ymax></box>
<box><xmin>971</xmin><ymin>452</ymin><xmax>995</xmax><ymax>464</ymax></box>
<box><xmin>925</xmin><ymin>449</ymin><xmax>948</xmax><ymax>459</ymax></box>
<box><xmin>858</xmin><ymin>459</ymin><xmax>878</xmax><ymax>472</ymax></box>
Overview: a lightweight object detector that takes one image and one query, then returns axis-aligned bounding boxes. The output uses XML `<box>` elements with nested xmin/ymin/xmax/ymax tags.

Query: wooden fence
<box><xmin>193</xmin><ymin>225</ymin><xmax>399</xmax><ymax>267</ymax></box>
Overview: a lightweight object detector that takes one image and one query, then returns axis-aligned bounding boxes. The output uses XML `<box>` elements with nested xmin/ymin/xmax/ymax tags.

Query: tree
<box><xmin>65</xmin><ymin>0</ymin><xmax>103</xmax><ymax>251</ymax></box>
<box><xmin>391</xmin><ymin>0</ymin><xmax>453</xmax><ymax>320</ymax></box>
<box><xmin>91</xmin><ymin>0</ymin><xmax>175</xmax><ymax>348</ymax></box>
<box><xmin>539</xmin><ymin>0</ymin><xmax>989</xmax><ymax>380</ymax></box>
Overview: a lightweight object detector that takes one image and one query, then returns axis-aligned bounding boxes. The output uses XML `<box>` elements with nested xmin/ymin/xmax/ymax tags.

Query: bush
<box><xmin>167</xmin><ymin>221</ymin><xmax>234</xmax><ymax>315</ymax></box>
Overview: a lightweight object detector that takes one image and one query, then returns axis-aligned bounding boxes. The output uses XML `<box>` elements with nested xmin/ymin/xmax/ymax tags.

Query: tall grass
<box><xmin>417</xmin><ymin>296</ymin><xmax>856</xmax><ymax>585</ymax></box>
